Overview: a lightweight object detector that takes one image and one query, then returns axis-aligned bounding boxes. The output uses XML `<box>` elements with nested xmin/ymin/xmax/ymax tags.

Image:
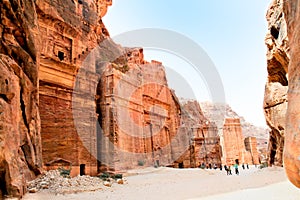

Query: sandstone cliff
<box><xmin>265</xmin><ymin>0</ymin><xmax>300</xmax><ymax>188</ymax></box>
<box><xmin>0</xmin><ymin>0</ymin><xmax>42</xmax><ymax>197</ymax></box>
<box><xmin>282</xmin><ymin>0</ymin><xmax>300</xmax><ymax>188</ymax></box>
<box><xmin>35</xmin><ymin>0</ymin><xmax>191</xmax><ymax>175</ymax></box>
<box><xmin>36</xmin><ymin>0</ymin><xmax>112</xmax><ymax>177</ymax></box>
<box><xmin>175</xmin><ymin>100</ymin><xmax>222</xmax><ymax>168</ymax></box>
<box><xmin>222</xmin><ymin>118</ymin><xmax>256</xmax><ymax>165</ymax></box>
<box><xmin>96</xmin><ymin>45</ymin><xmax>183</xmax><ymax>170</ymax></box>
<box><xmin>264</xmin><ymin>0</ymin><xmax>289</xmax><ymax>167</ymax></box>
<box><xmin>200</xmin><ymin>102</ymin><xmax>269</xmax><ymax>151</ymax></box>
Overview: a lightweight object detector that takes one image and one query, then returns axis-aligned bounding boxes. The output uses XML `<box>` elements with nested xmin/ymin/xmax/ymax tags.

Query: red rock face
<box><xmin>0</xmin><ymin>0</ymin><xmax>42</xmax><ymax>197</ymax></box>
<box><xmin>244</xmin><ymin>137</ymin><xmax>260</xmax><ymax>165</ymax></box>
<box><xmin>264</xmin><ymin>0</ymin><xmax>300</xmax><ymax>188</ymax></box>
<box><xmin>200</xmin><ymin>102</ymin><xmax>269</xmax><ymax>159</ymax></box>
<box><xmin>282</xmin><ymin>0</ymin><xmax>300</xmax><ymax>188</ymax></box>
<box><xmin>36</xmin><ymin>0</ymin><xmax>111</xmax><ymax>176</ymax></box>
<box><xmin>264</xmin><ymin>0</ymin><xmax>289</xmax><ymax>167</ymax></box>
<box><xmin>174</xmin><ymin>100</ymin><xmax>222</xmax><ymax>168</ymax></box>
<box><xmin>97</xmin><ymin>48</ymin><xmax>183</xmax><ymax>170</ymax></box>
<box><xmin>222</xmin><ymin>118</ymin><xmax>252</xmax><ymax>165</ymax></box>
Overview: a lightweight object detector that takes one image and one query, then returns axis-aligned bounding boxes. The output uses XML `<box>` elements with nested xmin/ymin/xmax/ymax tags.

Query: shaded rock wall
<box><xmin>175</xmin><ymin>100</ymin><xmax>222</xmax><ymax>168</ymax></box>
<box><xmin>0</xmin><ymin>0</ymin><xmax>42</xmax><ymax>197</ymax></box>
<box><xmin>264</xmin><ymin>0</ymin><xmax>289</xmax><ymax>167</ymax></box>
<box><xmin>282</xmin><ymin>0</ymin><xmax>300</xmax><ymax>188</ymax></box>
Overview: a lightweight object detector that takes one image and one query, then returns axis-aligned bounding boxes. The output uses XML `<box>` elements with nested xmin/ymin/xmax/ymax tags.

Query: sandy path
<box><xmin>24</xmin><ymin>166</ymin><xmax>300</xmax><ymax>200</ymax></box>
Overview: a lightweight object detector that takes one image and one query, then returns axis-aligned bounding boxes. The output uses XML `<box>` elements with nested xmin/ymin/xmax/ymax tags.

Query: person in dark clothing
<box><xmin>246</xmin><ymin>164</ymin><xmax>249</xmax><ymax>169</ymax></box>
<box><xmin>227</xmin><ymin>165</ymin><xmax>232</xmax><ymax>175</ymax></box>
<box><xmin>209</xmin><ymin>163</ymin><xmax>212</xmax><ymax>169</ymax></box>
<box><xmin>213</xmin><ymin>164</ymin><xmax>217</xmax><ymax>170</ymax></box>
<box><xmin>220</xmin><ymin>164</ymin><xmax>222</xmax><ymax>171</ymax></box>
<box><xmin>242</xmin><ymin>163</ymin><xmax>245</xmax><ymax>170</ymax></box>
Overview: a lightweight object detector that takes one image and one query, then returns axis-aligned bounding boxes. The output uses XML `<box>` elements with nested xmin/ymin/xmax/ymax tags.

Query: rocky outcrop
<box><xmin>282</xmin><ymin>0</ymin><xmax>300</xmax><ymax>188</ymax></box>
<box><xmin>175</xmin><ymin>100</ymin><xmax>222</xmax><ymax>168</ymax></box>
<box><xmin>264</xmin><ymin>0</ymin><xmax>289</xmax><ymax>167</ymax></box>
<box><xmin>0</xmin><ymin>0</ymin><xmax>42</xmax><ymax>197</ymax></box>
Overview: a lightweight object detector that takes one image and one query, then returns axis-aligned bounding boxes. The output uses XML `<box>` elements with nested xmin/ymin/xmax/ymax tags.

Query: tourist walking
<box><xmin>227</xmin><ymin>165</ymin><xmax>232</xmax><ymax>175</ymax></box>
<box><xmin>234</xmin><ymin>163</ymin><xmax>239</xmax><ymax>175</ymax></box>
<box><xmin>242</xmin><ymin>163</ymin><xmax>245</xmax><ymax>170</ymax></box>
<box><xmin>246</xmin><ymin>163</ymin><xmax>249</xmax><ymax>169</ymax></box>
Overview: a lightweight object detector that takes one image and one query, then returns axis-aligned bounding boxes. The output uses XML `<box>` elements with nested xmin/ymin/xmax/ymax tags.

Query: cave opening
<box><xmin>80</xmin><ymin>164</ymin><xmax>86</xmax><ymax>176</ymax></box>
<box><xmin>96</xmin><ymin>80</ymin><xmax>103</xmax><ymax>173</ymax></box>
<box><xmin>270</xmin><ymin>26</ymin><xmax>280</xmax><ymax>39</ymax></box>
<box><xmin>178</xmin><ymin>162</ymin><xmax>184</xmax><ymax>169</ymax></box>
<box><xmin>0</xmin><ymin>164</ymin><xmax>7</xmax><ymax>197</ymax></box>
<box><xmin>58</xmin><ymin>51</ymin><xmax>64</xmax><ymax>61</ymax></box>
<box><xmin>270</xmin><ymin>149</ymin><xmax>276</xmax><ymax>165</ymax></box>
<box><xmin>269</xmin><ymin>136</ymin><xmax>277</xmax><ymax>165</ymax></box>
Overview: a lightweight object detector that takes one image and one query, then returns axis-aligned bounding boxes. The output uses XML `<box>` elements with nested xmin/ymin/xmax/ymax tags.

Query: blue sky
<box><xmin>103</xmin><ymin>0</ymin><xmax>271</xmax><ymax>127</ymax></box>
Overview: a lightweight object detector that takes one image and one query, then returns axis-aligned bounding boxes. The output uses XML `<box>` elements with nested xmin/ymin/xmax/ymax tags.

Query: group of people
<box><xmin>224</xmin><ymin>163</ymin><xmax>250</xmax><ymax>175</ymax></box>
<box><xmin>198</xmin><ymin>161</ymin><xmax>250</xmax><ymax>176</ymax></box>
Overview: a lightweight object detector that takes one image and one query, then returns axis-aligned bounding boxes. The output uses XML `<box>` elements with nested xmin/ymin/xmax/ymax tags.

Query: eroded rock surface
<box><xmin>222</xmin><ymin>118</ymin><xmax>253</xmax><ymax>165</ymax></box>
<box><xmin>96</xmin><ymin>46</ymin><xmax>183</xmax><ymax>170</ymax></box>
<box><xmin>200</xmin><ymin>102</ymin><xmax>268</xmax><ymax>163</ymax></box>
<box><xmin>282</xmin><ymin>0</ymin><xmax>300</xmax><ymax>188</ymax></box>
<box><xmin>265</xmin><ymin>0</ymin><xmax>300</xmax><ymax>187</ymax></box>
<box><xmin>0</xmin><ymin>0</ymin><xmax>42</xmax><ymax>197</ymax></box>
<box><xmin>175</xmin><ymin>100</ymin><xmax>222</xmax><ymax>168</ymax></box>
<box><xmin>264</xmin><ymin>0</ymin><xmax>289</xmax><ymax>167</ymax></box>
<box><xmin>36</xmin><ymin>0</ymin><xmax>112</xmax><ymax>177</ymax></box>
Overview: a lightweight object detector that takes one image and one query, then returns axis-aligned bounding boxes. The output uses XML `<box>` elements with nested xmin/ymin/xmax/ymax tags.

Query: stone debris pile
<box><xmin>27</xmin><ymin>170</ymin><xmax>125</xmax><ymax>194</ymax></box>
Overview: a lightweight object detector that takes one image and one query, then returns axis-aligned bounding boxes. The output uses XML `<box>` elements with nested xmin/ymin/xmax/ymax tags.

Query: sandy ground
<box><xmin>24</xmin><ymin>166</ymin><xmax>300</xmax><ymax>200</ymax></box>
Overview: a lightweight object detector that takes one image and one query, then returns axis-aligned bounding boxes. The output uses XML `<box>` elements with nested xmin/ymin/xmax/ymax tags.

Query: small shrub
<box><xmin>114</xmin><ymin>174</ymin><xmax>123</xmax><ymax>179</ymax></box>
<box><xmin>98</xmin><ymin>172</ymin><xmax>110</xmax><ymax>180</ymax></box>
<box><xmin>110</xmin><ymin>173</ymin><xmax>123</xmax><ymax>180</ymax></box>
<box><xmin>58</xmin><ymin>167</ymin><xmax>71</xmax><ymax>178</ymax></box>
<box><xmin>259</xmin><ymin>162</ymin><xmax>268</xmax><ymax>169</ymax></box>
<box><xmin>137</xmin><ymin>160</ymin><xmax>144</xmax><ymax>166</ymax></box>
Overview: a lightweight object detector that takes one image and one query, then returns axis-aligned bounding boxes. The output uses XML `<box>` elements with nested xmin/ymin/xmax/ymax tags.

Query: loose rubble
<box><xmin>27</xmin><ymin>170</ymin><xmax>125</xmax><ymax>195</ymax></box>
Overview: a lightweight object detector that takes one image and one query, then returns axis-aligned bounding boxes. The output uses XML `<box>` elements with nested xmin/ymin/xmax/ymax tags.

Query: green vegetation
<box><xmin>58</xmin><ymin>167</ymin><xmax>71</xmax><ymax>178</ymax></box>
<box><xmin>259</xmin><ymin>162</ymin><xmax>268</xmax><ymax>169</ymax></box>
<box><xmin>137</xmin><ymin>160</ymin><xmax>145</xmax><ymax>166</ymax></box>
<box><xmin>98</xmin><ymin>172</ymin><xmax>123</xmax><ymax>181</ymax></box>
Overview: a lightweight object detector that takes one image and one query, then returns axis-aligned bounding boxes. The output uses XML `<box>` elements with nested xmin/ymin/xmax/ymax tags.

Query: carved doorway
<box><xmin>80</xmin><ymin>164</ymin><xmax>86</xmax><ymax>176</ymax></box>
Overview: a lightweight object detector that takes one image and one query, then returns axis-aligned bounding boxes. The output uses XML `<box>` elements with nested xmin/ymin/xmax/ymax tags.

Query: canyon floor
<box><xmin>23</xmin><ymin>166</ymin><xmax>300</xmax><ymax>200</ymax></box>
